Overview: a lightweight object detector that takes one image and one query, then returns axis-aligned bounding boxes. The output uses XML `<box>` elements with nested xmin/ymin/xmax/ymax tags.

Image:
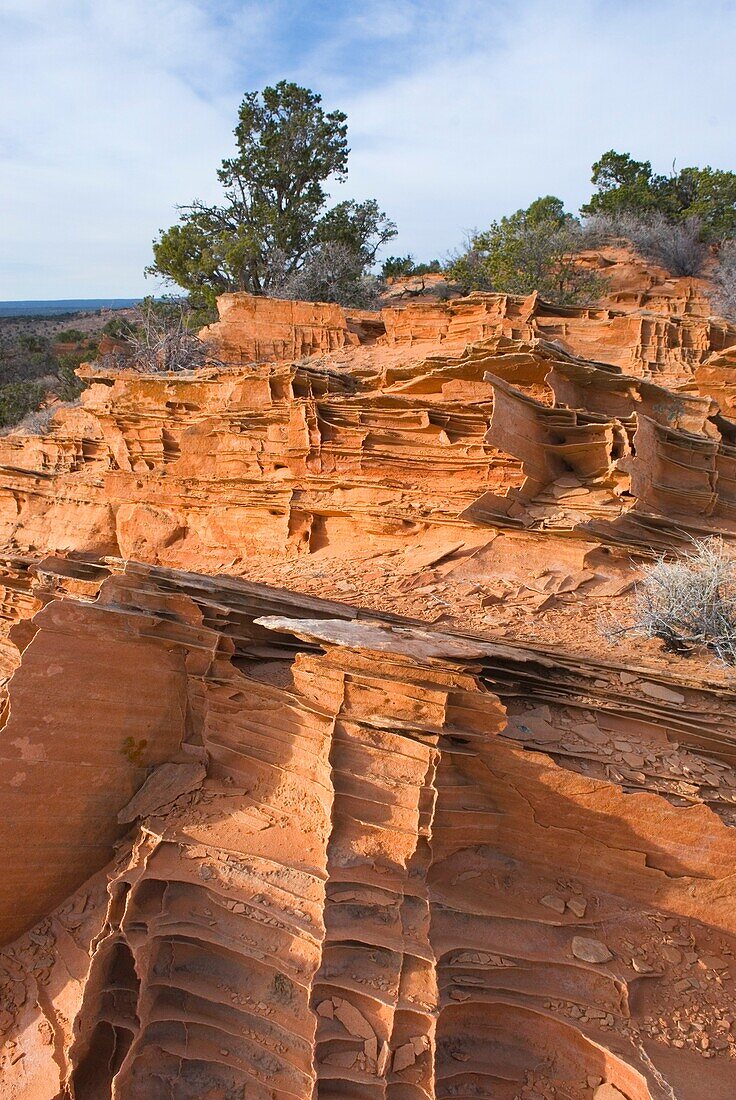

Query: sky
<box><xmin>1</xmin><ymin>0</ymin><xmax>735</xmax><ymax>299</ymax></box>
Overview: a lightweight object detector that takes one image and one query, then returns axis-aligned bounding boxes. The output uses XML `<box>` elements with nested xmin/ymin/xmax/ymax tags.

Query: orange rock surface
<box><xmin>1</xmin><ymin>274</ymin><xmax>736</xmax><ymax>1097</ymax></box>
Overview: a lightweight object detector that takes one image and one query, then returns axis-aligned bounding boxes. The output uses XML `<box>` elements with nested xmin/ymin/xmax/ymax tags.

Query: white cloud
<box><xmin>1</xmin><ymin>0</ymin><xmax>735</xmax><ymax>297</ymax></box>
<box><xmin>0</xmin><ymin>0</ymin><xmax>274</xmax><ymax>297</ymax></box>
<box><xmin>336</xmin><ymin>0</ymin><xmax>736</xmax><ymax>263</ymax></box>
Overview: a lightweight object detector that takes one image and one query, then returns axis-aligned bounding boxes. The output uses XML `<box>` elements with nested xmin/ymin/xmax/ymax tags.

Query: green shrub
<box><xmin>17</xmin><ymin>334</ymin><xmax>48</xmax><ymax>354</ymax></box>
<box><xmin>449</xmin><ymin>196</ymin><xmax>606</xmax><ymax>305</ymax></box>
<box><xmin>55</xmin><ymin>353</ymin><xmax>86</xmax><ymax>400</ymax></box>
<box><xmin>56</xmin><ymin>328</ymin><xmax>86</xmax><ymax>343</ymax></box>
<box><xmin>413</xmin><ymin>259</ymin><xmax>442</xmax><ymax>275</ymax></box>
<box><xmin>103</xmin><ymin>315</ymin><xmax>138</xmax><ymax>340</ymax></box>
<box><xmin>0</xmin><ymin>382</ymin><xmax>45</xmax><ymax>429</ymax></box>
<box><xmin>382</xmin><ymin>255</ymin><xmax>416</xmax><ymax>278</ymax></box>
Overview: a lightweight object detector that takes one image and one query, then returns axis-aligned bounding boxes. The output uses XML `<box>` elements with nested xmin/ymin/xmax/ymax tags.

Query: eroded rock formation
<box><xmin>1</xmin><ymin>276</ymin><xmax>736</xmax><ymax>1098</ymax></box>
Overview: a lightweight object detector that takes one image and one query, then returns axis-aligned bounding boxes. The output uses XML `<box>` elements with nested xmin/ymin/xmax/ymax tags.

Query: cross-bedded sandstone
<box><xmin>1</xmin><ymin>269</ymin><xmax>736</xmax><ymax>1097</ymax></box>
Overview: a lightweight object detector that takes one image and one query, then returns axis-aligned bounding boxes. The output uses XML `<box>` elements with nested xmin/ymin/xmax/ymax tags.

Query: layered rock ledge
<box><xmin>1</xmin><ymin>275</ymin><xmax>736</xmax><ymax>1098</ymax></box>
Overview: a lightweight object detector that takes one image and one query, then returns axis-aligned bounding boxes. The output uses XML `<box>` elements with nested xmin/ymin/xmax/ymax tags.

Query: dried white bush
<box><xmin>274</xmin><ymin>241</ymin><xmax>383</xmax><ymax>309</ymax></box>
<box><xmin>103</xmin><ymin>301</ymin><xmax>218</xmax><ymax>373</ymax></box>
<box><xmin>0</xmin><ymin>399</ymin><xmax>82</xmax><ymax>438</ymax></box>
<box><xmin>583</xmin><ymin>212</ymin><xmax>708</xmax><ymax>277</ymax></box>
<box><xmin>605</xmin><ymin>538</ymin><xmax>736</xmax><ymax>664</ymax></box>
<box><xmin>711</xmin><ymin>240</ymin><xmax>736</xmax><ymax>322</ymax></box>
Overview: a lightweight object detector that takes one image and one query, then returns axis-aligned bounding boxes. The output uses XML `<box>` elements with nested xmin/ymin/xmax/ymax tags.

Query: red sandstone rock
<box><xmin>1</xmin><ymin>275</ymin><xmax>736</xmax><ymax>1096</ymax></box>
<box><xmin>201</xmin><ymin>291</ymin><xmax>363</xmax><ymax>362</ymax></box>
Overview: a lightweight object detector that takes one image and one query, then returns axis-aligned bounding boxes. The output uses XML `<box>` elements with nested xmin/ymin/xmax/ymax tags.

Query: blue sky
<box><xmin>1</xmin><ymin>0</ymin><xmax>735</xmax><ymax>298</ymax></box>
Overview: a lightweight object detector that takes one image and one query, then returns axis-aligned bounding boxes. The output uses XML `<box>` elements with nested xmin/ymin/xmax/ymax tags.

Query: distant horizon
<box><xmin>0</xmin><ymin>297</ymin><xmax>142</xmax><ymax>319</ymax></box>
<box><xmin>0</xmin><ymin>297</ymin><xmax>140</xmax><ymax>301</ymax></box>
<box><xmin>0</xmin><ymin>297</ymin><xmax>142</xmax><ymax>304</ymax></box>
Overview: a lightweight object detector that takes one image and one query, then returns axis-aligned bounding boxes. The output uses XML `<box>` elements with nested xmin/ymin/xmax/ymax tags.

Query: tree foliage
<box><xmin>581</xmin><ymin>150</ymin><xmax>736</xmax><ymax>239</ymax></box>
<box><xmin>0</xmin><ymin>382</ymin><xmax>45</xmax><ymax>429</ymax></box>
<box><xmin>148</xmin><ymin>82</ymin><xmax>395</xmax><ymax>307</ymax></box>
<box><xmin>314</xmin><ymin>199</ymin><xmax>395</xmax><ymax>265</ymax></box>
<box><xmin>381</xmin><ymin>255</ymin><xmax>443</xmax><ymax>279</ymax></box>
<box><xmin>448</xmin><ymin>196</ymin><xmax>605</xmax><ymax>305</ymax></box>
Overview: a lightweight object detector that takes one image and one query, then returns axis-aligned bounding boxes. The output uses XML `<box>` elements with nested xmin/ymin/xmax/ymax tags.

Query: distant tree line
<box><xmin>448</xmin><ymin>152</ymin><xmax>736</xmax><ymax>309</ymax></box>
<box><xmin>581</xmin><ymin>150</ymin><xmax>736</xmax><ymax>237</ymax></box>
<box><xmin>148</xmin><ymin>84</ymin><xmax>736</xmax><ymax>322</ymax></box>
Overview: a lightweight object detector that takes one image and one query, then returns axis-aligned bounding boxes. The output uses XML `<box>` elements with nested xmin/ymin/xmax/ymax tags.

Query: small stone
<box><xmin>572</xmin><ymin>936</ymin><xmax>613</xmax><ymax>964</ymax></box>
<box><xmin>566</xmin><ymin>895</ymin><xmax>587</xmax><ymax>918</ymax></box>
<box><xmin>661</xmin><ymin>945</ymin><xmax>682</xmax><ymax>966</ymax></box>
<box><xmin>540</xmin><ymin>894</ymin><xmax>566</xmax><ymax>914</ymax></box>
<box><xmin>639</xmin><ymin>682</ymin><xmax>685</xmax><ymax>704</ymax></box>
<box><xmin>700</xmin><ymin>954</ymin><xmax>728</xmax><ymax>971</ymax></box>
<box><xmin>632</xmin><ymin>957</ymin><xmax>653</xmax><ymax>973</ymax></box>
<box><xmin>593</xmin><ymin>1085</ymin><xmax>627</xmax><ymax>1100</ymax></box>
<box><xmin>316</xmin><ymin>999</ymin><xmax>334</xmax><ymax>1018</ymax></box>
<box><xmin>334</xmin><ymin>1000</ymin><xmax>375</xmax><ymax>1040</ymax></box>
<box><xmin>392</xmin><ymin>1043</ymin><xmax>416</xmax><ymax>1073</ymax></box>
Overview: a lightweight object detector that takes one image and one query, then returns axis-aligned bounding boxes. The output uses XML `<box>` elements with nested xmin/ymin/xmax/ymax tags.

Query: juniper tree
<box><xmin>148</xmin><ymin>82</ymin><xmax>395</xmax><ymax>309</ymax></box>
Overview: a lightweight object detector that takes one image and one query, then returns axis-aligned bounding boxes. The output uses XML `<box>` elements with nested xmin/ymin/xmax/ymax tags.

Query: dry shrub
<box><xmin>583</xmin><ymin>212</ymin><xmax>708</xmax><ymax>276</ymax></box>
<box><xmin>711</xmin><ymin>240</ymin><xmax>736</xmax><ymax>322</ymax></box>
<box><xmin>102</xmin><ymin>301</ymin><xmax>218</xmax><ymax>373</ymax></box>
<box><xmin>617</xmin><ymin>538</ymin><xmax>736</xmax><ymax>664</ymax></box>
<box><xmin>274</xmin><ymin>241</ymin><xmax>383</xmax><ymax>309</ymax></box>
<box><xmin>0</xmin><ymin>399</ymin><xmax>82</xmax><ymax>437</ymax></box>
<box><xmin>12</xmin><ymin>407</ymin><xmax>58</xmax><ymax>435</ymax></box>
